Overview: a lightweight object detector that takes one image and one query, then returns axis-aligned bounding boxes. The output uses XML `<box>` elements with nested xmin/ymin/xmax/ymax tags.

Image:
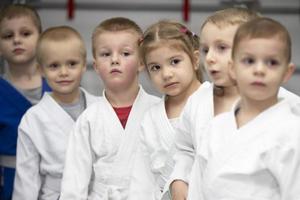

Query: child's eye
<box><xmin>122</xmin><ymin>52</ymin><xmax>131</xmax><ymax>57</ymax></box>
<box><xmin>21</xmin><ymin>31</ymin><xmax>32</xmax><ymax>37</ymax></box>
<box><xmin>48</xmin><ymin>63</ymin><xmax>59</xmax><ymax>69</ymax></box>
<box><xmin>170</xmin><ymin>58</ymin><xmax>181</xmax><ymax>65</ymax></box>
<box><xmin>68</xmin><ymin>61</ymin><xmax>78</xmax><ymax>67</ymax></box>
<box><xmin>200</xmin><ymin>47</ymin><xmax>209</xmax><ymax>55</ymax></box>
<box><xmin>1</xmin><ymin>33</ymin><xmax>13</xmax><ymax>40</ymax></box>
<box><xmin>266</xmin><ymin>59</ymin><xmax>279</xmax><ymax>67</ymax></box>
<box><xmin>100</xmin><ymin>52</ymin><xmax>110</xmax><ymax>57</ymax></box>
<box><xmin>217</xmin><ymin>44</ymin><xmax>228</xmax><ymax>52</ymax></box>
<box><xmin>148</xmin><ymin>64</ymin><xmax>161</xmax><ymax>72</ymax></box>
<box><xmin>242</xmin><ymin>57</ymin><xmax>255</xmax><ymax>65</ymax></box>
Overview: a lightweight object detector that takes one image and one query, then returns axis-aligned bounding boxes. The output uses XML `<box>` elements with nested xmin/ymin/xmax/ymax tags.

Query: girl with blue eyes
<box><xmin>128</xmin><ymin>20</ymin><xmax>203</xmax><ymax>200</ymax></box>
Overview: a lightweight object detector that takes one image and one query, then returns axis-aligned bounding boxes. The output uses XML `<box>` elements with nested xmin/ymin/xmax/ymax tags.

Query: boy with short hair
<box><xmin>190</xmin><ymin>17</ymin><xmax>300</xmax><ymax>200</ymax></box>
<box><xmin>60</xmin><ymin>17</ymin><xmax>159</xmax><ymax>199</ymax></box>
<box><xmin>12</xmin><ymin>26</ymin><xmax>99</xmax><ymax>200</ymax></box>
<box><xmin>169</xmin><ymin>7</ymin><xmax>259</xmax><ymax>199</ymax></box>
<box><xmin>0</xmin><ymin>4</ymin><xmax>50</xmax><ymax>200</ymax></box>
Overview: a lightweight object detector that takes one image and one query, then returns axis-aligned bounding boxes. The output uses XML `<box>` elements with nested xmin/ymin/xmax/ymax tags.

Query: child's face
<box><xmin>40</xmin><ymin>39</ymin><xmax>86</xmax><ymax>102</ymax></box>
<box><xmin>200</xmin><ymin>22</ymin><xmax>239</xmax><ymax>87</ymax></box>
<box><xmin>0</xmin><ymin>16</ymin><xmax>39</xmax><ymax>65</ymax></box>
<box><xmin>93</xmin><ymin>30</ymin><xmax>142</xmax><ymax>91</ymax></box>
<box><xmin>145</xmin><ymin>45</ymin><xmax>199</xmax><ymax>98</ymax></box>
<box><xmin>231</xmin><ymin>36</ymin><xmax>294</xmax><ymax>104</ymax></box>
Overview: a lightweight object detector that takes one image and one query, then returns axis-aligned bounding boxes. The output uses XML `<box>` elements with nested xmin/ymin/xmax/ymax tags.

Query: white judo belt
<box><xmin>0</xmin><ymin>155</ymin><xmax>16</xmax><ymax>168</ymax></box>
<box><xmin>43</xmin><ymin>176</ymin><xmax>62</xmax><ymax>192</ymax></box>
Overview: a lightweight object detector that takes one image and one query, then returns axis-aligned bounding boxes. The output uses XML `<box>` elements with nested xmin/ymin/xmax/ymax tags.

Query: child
<box><xmin>59</xmin><ymin>17</ymin><xmax>159</xmax><ymax>199</ymax></box>
<box><xmin>168</xmin><ymin>7</ymin><xmax>259</xmax><ymax>199</ymax></box>
<box><xmin>0</xmin><ymin>4</ymin><xmax>51</xmax><ymax>200</ymax></box>
<box><xmin>128</xmin><ymin>20</ymin><xmax>202</xmax><ymax>199</ymax></box>
<box><xmin>191</xmin><ymin>17</ymin><xmax>300</xmax><ymax>200</ymax></box>
<box><xmin>12</xmin><ymin>26</ymin><xmax>99</xmax><ymax>200</ymax></box>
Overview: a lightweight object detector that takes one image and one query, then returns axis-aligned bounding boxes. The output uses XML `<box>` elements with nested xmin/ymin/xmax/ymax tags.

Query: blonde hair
<box><xmin>140</xmin><ymin>20</ymin><xmax>203</xmax><ymax>82</ymax></box>
<box><xmin>0</xmin><ymin>4</ymin><xmax>42</xmax><ymax>33</ymax></box>
<box><xmin>92</xmin><ymin>17</ymin><xmax>142</xmax><ymax>57</ymax></box>
<box><xmin>201</xmin><ymin>7</ymin><xmax>259</xmax><ymax>30</ymax></box>
<box><xmin>232</xmin><ymin>17</ymin><xmax>292</xmax><ymax>63</ymax></box>
<box><xmin>36</xmin><ymin>26</ymin><xmax>86</xmax><ymax>65</ymax></box>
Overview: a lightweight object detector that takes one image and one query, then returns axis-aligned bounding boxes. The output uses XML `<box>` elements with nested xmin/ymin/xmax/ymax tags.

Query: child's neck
<box><xmin>52</xmin><ymin>88</ymin><xmax>81</xmax><ymax>105</ymax></box>
<box><xmin>214</xmin><ymin>85</ymin><xmax>239</xmax><ymax>116</ymax></box>
<box><xmin>235</xmin><ymin>96</ymin><xmax>278</xmax><ymax>128</ymax></box>
<box><xmin>105</xmin><ymin>83</ymin><xmax>139</xmax><ymax>107</ymax></box>
<box><xmin>165</xmin><ymin>80</ymin><xmax>201</xmax><ymax>119</ymax></box>
<box><xmin>6</xmin><ymin>60</ymin><xmax>41</xmax><ymax>89</ymax></box>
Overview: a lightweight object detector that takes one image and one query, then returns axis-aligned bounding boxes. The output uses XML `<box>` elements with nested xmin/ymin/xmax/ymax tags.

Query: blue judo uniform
<box><xmin>0</xmin><ymin>77</ymin><xmax>51</xmax><ymax>200</ymax></box>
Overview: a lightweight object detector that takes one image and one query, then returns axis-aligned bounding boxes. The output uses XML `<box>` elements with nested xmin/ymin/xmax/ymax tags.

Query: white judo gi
<box><xmin>59</xmin><ymin>86</ymin><xmax>159</xmax><ymax>200</ymax></box>
<box><xmin>188</xmin><ymin>98</ymin><xmax>300</xmax><ymax>200</ymax></box>
<box><xmin>12</xmin><ymin>88</ymin><xmax>99</xmax><ymax>200</ymax></box>
<box><xmin>129</xmin><ymin>96</ymin><xmax>181</xmax><ymax>200</ymax></box>
<box><xmin>163</xmin><ymin>81</ymin><xmax>214</xmax><ymax>193</ymax></box>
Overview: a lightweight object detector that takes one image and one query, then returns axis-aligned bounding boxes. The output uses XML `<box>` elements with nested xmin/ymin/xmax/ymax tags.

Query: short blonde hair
<box><xmin>140</xmin><ymin>20</ymin><xmax>202</xmax><ymax>82</ymax></box>
<box><xmin>0</xmin><ymin>4</ymin><xmax>42</xmax><ymax>33</ymax></box>
<box><xmin>232</xmin><ymin>17</ymin><xmax>292</xmax><ymax>62</ymax></box>
<box><xmin>201</xmin><ymin>7</ymin><xmax>259</xmax><ymax>30</ymax></box>
<box><xmin>92</xmin><ymin>17</ymin><xmax>142</xmax><ymax>57</ymax></box>
<box><xmin>36</xmin><ymin>26</ymin><xmax>86</xmax><ymax>65</ymax></box>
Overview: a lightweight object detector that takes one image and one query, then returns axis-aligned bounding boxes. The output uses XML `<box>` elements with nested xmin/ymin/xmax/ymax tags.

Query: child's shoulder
<box><xmin>182</xmin><ymin>81</ymin><xmax>214</xmax><ymax>117</ymax></box>
<box><xmin>80</xmin><ymin>87</ymin><xmax>100</xmax><ymax>105</ymax></box>
<box><xmin>139</xmin><ymin>87</ymin><xmax>161</xmax><ymax>103</ymax></box>
<box><xmin>187</xmin><ymin>81</ymin><xmax>213</xmax><ymax>104</ymax></box>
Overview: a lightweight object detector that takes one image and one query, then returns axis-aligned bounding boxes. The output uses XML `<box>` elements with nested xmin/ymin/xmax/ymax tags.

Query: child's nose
<box><xmin>162</xmin><ymin>67</ymin><xmax>172</xmax><ymax>80</ymax></box>
<box><xmin>253</xmin><ymin>63</ymin><xmax>266</xmax><ymax>75</ymax></box>
<box><xmin>111</xmin><ymin>53</ymin><xmax>120</xmax><ymax>65</ymax></box>
<box><xmin>13</xmin><ymin>34</ymin><xmax>21</xmax><ymax>44</ymax></box>
<box><xmin>60</xmin><ymin>66</ymin><xmax>68</xmax><ymax>75</ymax></box>
<box><xmin>206</xmin><ymin>50</ymin><xmax>216</xmax><ymax>65</ymax></box>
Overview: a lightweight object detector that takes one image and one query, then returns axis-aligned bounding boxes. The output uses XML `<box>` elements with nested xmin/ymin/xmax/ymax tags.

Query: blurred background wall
<box><xmin>1</xmin><ymin>0</ymin><xmax>300</xmax><ymax>96</ymax></box>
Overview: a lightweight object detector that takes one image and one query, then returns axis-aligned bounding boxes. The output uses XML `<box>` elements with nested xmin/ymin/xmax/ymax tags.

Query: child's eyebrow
<box><xmin>214</xmin><ymin>39</ymin><xmax>231</xmax><ymax>44</ymax></box>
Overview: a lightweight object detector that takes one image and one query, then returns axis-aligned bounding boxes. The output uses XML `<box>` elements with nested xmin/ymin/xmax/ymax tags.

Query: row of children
<box><xmin>0</xmin><ymin>3</ymin><xmax>299</xmax><ymax>200</ymax></box>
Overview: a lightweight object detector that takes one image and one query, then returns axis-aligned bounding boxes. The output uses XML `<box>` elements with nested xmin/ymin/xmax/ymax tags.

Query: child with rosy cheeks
<box><xmin>60</xmin><ymin>17</ymin><xmax>159</xmax><ymax>200</ymax></box>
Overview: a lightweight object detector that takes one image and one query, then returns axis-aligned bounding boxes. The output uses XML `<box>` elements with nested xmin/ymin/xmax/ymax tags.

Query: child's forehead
<box><xmin>202</xmin><ymin>21</ymin><xmax>238</xmax><ymax>33</ymax></box>
<box><xmin>200</xmin><ymin>22</ymin><xmax>238</xmax><ymax>44</ymax></box>
<box><xmin>97</xmin><ymin>29</ymin><xmax>139</xmax><ymax>39</ymax></box>
<box><xmin>239</xmin><ymin>36</ymin><xmax>285</xmax><ymax>48</ymax></box>
<box><xmin>95</xmin><ymin>31</ymin><xmax>139</xmax><ymax>48</ymax></box>
<box><xmin>44</xmin><ymin>37</ymin><xmax>81</xmax><ymax>48</ymax></box>
<box><xmin>0</xmin><ymin>16</ymin><xmax>37</xmax><ymax>30</ymax></box>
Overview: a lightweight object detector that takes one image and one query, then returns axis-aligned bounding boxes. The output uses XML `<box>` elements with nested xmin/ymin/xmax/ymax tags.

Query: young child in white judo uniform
<box><xmin>168</xmin><ymin>7</ymin><xmax>259</xmax><ymax>199</ymax></box>
<box><xmin>128</xmin><ymin>20</ymin><xmax>203</xmax><ymax>200</ymax></box>
<box><xmin>0</xmin><ymin>5</ymin><xmax>51</xmax><ymax>200</ymax></box>
<box><xmin>189</xmin><ymin>17</ymin><xmax>300</xmax><ymax>200</ymax></box>
<box><xmin>59</xmin><ymin>17</ymin><xmax>160</xmax><ymax>200</ymax></box>
<box><xmin>12</xmin><ymin>26</ymin><xmax>99</xmax><ymax>200</ymax></box>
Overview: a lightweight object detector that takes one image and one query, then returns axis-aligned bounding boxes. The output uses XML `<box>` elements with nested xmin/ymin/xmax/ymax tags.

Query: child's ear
<box><xmin>228</xmin><ymin>60</ymin><xmax>236</xmax><ymax>80</ymax></box>
<box><xmin>282</xmin><ymin>62</ymin><xmax>295</xmax><ymax>83</ymax></box>
<box><xmin>193</xmin><ymin>50</ymin><xmax>200</xmax><ymax>70</ymax></box>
